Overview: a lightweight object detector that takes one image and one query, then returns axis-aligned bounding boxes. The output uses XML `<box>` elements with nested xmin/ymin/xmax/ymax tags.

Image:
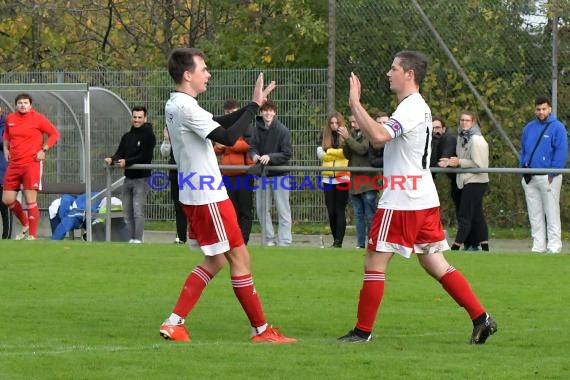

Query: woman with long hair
<box><xmin>317</xmin><ymin>111</ymin><xmax>350</xmax><ymax>248</ymax></box>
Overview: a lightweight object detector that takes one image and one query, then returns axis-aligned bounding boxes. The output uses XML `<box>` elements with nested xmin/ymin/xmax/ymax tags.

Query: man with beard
<box><xmin>430</xmin><ymin>116</ymin><xmax>460</xmax><ymax>217</ymax></box>
<box><xmin>519</xmin><ymin>96</ymin><xmax>567</xmax><ymax>253</ymax></box>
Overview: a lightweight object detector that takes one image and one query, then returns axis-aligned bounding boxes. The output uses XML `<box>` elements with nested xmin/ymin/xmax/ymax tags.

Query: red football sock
<box><xmin>232</xmin><ymin>274</ymin><xmax>266</xmax><ymax>328</ymax></box>
<box><xmin>8</xmin><ymin>200</ymin><xmax>29</xmax><ymax>227</ymax></box>
<box><xmin>172</xmin><ymin>266</ymin><xmax>213</xmax><ymax>318</ymax></box>
<box><xmin>439</xmin><ymin>266</ymin><xmax>485</xmax><ymax>320</ymax></box>
<box><xmin>27</xmin><ymin>202</ymin><xmax>39</xmax><ymax>237</ymax></box>
<box><xmin>355</xmin><ymin>271</ymin><xmax>385</xmax><ymax>333</ymax></box>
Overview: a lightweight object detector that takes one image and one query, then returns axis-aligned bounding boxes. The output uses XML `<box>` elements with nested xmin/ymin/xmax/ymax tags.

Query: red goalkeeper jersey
<box><xmin>4</xmin><ymin>109</ymin><xmax>60</xmax><ymax>165</ymax></box>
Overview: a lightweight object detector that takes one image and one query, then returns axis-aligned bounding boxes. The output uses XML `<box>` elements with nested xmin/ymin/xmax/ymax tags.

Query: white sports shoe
<box><xmin>15</xmin><ymin>226</ymin><xmax>30</xmax><ymax>240</ymax></box>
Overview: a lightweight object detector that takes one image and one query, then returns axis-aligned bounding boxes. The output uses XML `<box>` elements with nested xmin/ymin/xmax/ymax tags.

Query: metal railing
<box><xmin>93</xmin><ymin>164</ymin><xmax>570</xmax><ymax>242</ymax></box>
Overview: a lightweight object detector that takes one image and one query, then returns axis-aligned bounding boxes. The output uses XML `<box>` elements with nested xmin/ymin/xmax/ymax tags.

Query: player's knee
<box><xmin>2</xmin><ymin>195</ymin><xmax>16</xmax><ymax>207</ymax></box>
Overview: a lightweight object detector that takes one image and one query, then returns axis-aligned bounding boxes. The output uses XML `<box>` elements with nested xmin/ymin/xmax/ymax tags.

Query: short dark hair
<box><xmin>223</xmin><ymin>99</ymin><xmax>240</xmax><ymax>112</ymax></box>
<box><xmin>132</xmin><ymin>106</ymin><xmax>147</xmax><ymax>116</ymax></box>
<box><xmin>459</xmin><ymin>110</ymin><xmax>477</xmax><ymax>123</ymax></box>
<box><xmin>395</xmin><ymin>51</ymin><xmax>428</xmax><ymax>87</ymax></box>
<box><xmin>432</xmin><ymin>116</ymin><xmax>446</xmax><ymax>128</ymax></box>
<box><xmin>15</xmin><ymin>93</ymin><xmax>32</xmax><ymax>105</ymax></box>
<box><xmin>534</xmin><ymin>96</ymin><xmax>551</xmax><ymax>107</ymax></box>
<box><xmin>167</xmin><ymin>48</ymin><xmax>206</xmax><ymax>84</ymax></box>
<box><xmin>260</xmin><ymin>100</ymin><xmax>277</xmax><ymax>112</ymax></box>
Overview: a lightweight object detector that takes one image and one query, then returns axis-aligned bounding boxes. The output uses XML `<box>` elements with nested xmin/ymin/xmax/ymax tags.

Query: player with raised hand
<box><xmin>160</xmin><ymin>47</ymin><xmax>295</xmax><ymax>343</ymax></box>
<box><xmin>338</xmin><ymin>51</ymin><xmax>497</xmax><ymax>345</ymax></box>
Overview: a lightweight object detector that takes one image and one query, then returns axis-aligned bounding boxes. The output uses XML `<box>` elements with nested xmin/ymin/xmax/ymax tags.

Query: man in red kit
<box><xmin>338</xmin><ymin>51</ymin><xmax>497</xmax><ymax>345</ymax></box>
<box><xmin>2</xmin><ymin>93</ymin><xmax>60</xmax><ymax>240</ymax></box>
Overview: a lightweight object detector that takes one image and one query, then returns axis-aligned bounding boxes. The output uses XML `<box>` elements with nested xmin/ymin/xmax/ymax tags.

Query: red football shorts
<box><xmin>3</xmin><ymin>161</ymin><xmax>43</xmax><ymax>191</ymax></box>
<box><xmin>181</xmin><ymin>199</ymin><xmax>244</xmax><ymax>256</ymax></box>
<box><xmin>367</xmin><ymin>207</ymin><xmax>449</xmax><ymax>258</ymax></box>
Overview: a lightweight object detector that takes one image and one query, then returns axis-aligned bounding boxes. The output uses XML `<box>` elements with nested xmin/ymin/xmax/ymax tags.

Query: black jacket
<box><xmin>430</xmin><ymin>128</ymin><xmax>456</xmax><ymax>179</ymax></box>
<box><xmin>368</xmin><ymin>145</ymin><xmax>384</xmax><ymax>168</ymax></box>
<box><xmin>111</xmin><ymin>123</ymin><xmax>156</xmax><ymax>178</ymax></box>
<box><xmin>250</xmin><ymin>116</ymin><xmax>292</xmax><ymax>177</ymax></box>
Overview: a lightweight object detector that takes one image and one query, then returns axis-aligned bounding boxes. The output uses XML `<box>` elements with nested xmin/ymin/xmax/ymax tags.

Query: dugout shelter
<box><xmin>0</xmin><ymin>84</ymin><xmax>131</xmax><ymax>241</ymax></box>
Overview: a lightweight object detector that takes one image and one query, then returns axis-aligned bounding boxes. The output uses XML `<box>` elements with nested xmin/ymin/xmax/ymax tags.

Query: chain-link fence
<box><xmin>335</xmin><ymin>0</ymin><xmax>570</xmax><ymax>228</ymax></box>
<box><xmin>2</xmin><ymin>1</ymin><xmax>568</xmax><ymax>229</ymax></box>
<box><xmin>0</xmin><ymin>69</ymin><xmax>329</xmax><ymax>223</ymax></box>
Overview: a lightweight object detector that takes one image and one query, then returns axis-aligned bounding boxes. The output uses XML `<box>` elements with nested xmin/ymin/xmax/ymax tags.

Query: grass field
<box><xmin>0</xmin><ymin>241</ymin><xmax>568</xmax><ymax>379</ymax></box>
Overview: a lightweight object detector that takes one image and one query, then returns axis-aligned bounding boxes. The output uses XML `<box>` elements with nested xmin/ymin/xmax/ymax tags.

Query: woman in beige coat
<box><xmin>439</xmin><ymin>111</ymin><xmax>489</xmax><ymax>251</ymax></box>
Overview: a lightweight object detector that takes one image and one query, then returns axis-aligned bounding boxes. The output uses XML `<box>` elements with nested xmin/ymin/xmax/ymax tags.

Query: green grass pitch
<box><xmin>0</xmin><ymin>241</ymin><xmax>568</xmax><ymax>379</ymax></box>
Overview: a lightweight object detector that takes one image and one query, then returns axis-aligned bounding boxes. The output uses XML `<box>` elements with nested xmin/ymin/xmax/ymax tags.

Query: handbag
<box><xmin>523</xmin><ymin>122</ymin><xmax>551</xmax><ymax>184</ymax></box>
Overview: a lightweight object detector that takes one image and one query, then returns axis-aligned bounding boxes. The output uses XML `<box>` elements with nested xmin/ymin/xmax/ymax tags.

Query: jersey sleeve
<box><xmin>383</xmin><ymin>100</ymin><xmax>428</xmax><ymax>139</ymax></box>
<box><xmin>183</xmin><ymin>103</ymin><xmax>220</xmax><ymax>139</ymax></box>
<box><xmin>38</xmin><ymin>113</ymin><xmax>60</xmax><ymax>148</ymax></box>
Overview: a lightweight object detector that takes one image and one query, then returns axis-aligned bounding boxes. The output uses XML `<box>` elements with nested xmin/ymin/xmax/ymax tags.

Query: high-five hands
<box><xmin>253</xmin><ymin>72</ymin><xmax>276</xmax><ymax>106</ymax></box>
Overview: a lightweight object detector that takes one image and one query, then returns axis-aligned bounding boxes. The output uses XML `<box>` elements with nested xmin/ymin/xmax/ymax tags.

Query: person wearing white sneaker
<box><xmin>519</xmin><ymin>97</ymin><xmax>567</xmax><ymax>254</ymax></box>
<box><xmin>104</xmin><ymin>106</ymin><xmax>156</xmax><ymax>244</ymax></box>
<box><xmin>2</xmin><ymin>93</ymin><xmax>60</xmax><ymax>240</ymax></box>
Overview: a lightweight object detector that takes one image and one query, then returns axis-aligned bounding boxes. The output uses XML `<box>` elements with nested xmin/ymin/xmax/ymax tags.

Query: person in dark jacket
<box><xmin>519</xmin><ymin>96</ymin><xmax>568</xmax><ymax>253</ymax></box>
<box><xmin>430</xmin><ymin>116</ymin><xmax>460</xmax><ymax>217</ymax></box>
<box><xmin>368</xmin><ymin>112</ymin><xmax>389</xmax><ymax>169</ymax></box>
<box><xmin>104</xmin><ymin>106</ymin><xmax>156</xmax><ymax>243</ymax></box>
<box><xmin>249</xmin><ymin>101</ymin><xmax>293</xmax><ymax>246</ymax></box>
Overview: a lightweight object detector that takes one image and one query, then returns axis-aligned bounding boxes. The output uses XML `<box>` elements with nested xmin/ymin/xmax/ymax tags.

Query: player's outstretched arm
<box><xmin>209</xmin><ymin>73</ymin><xmax>276</xmax><ymax>146</ymax></box>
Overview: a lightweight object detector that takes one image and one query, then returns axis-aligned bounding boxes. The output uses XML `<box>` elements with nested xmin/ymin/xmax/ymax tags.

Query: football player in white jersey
<box><xmin>159</xmin><ymin>48</ymin><xmax>296</xmax><ymax>344</ymax></box>
<box><xmin>338</xmin><ymin>51</ymin><xmax>497</xmax><ymax>345</ymax></box>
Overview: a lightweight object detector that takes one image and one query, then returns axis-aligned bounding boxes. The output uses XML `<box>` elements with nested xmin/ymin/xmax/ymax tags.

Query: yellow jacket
<box><xmin>322</xmin><ymin>147</ymin><xmax>349</xmax><ymax>178</ymax></box>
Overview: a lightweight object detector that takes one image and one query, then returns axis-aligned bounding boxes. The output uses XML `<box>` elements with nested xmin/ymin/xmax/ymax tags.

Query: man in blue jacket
<box><xmin>519</xmin><ymin>96</ymin><xmax>568</xmax><ymax>253</ymax></box>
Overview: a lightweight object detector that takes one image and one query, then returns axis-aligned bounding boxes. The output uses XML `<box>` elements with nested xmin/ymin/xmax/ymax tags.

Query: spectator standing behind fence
<box><xmin>439</xmin><ymin>111</ymin><xmax>489</xmax><ymax>252</ymax></box>
<box><xmin>0</xmin><ymin>106</ymin><xmax>13</xmax><ymax>239</ymax></box>
<box><xmin>338</xmin><ymin>51</ymin><xmax>496</xmax><ymax>345</ymax></box>
<box><xmin>340</xmin><ymin>114</ymin><xmax>377</xmax><ymax>249</ymax></box>
<box><xmin>519</xmin><ymin>96</ymin><xmax>568</xmax><ymax>253</ymax></box>
<box><xmin>160</xmin><ymin>127</ymin><xmax>188</xmax><ymax>244</ymax></box>
<box><xmin>214</xmin><ymin>99</ymin><xmax>255</xmax><ymax>244</ymax></box>
<box><xmin>2</xmin><ymin>93</ymin><xmax>60</xmax><ymax>240</ymax></box>
<box><xmin>430</xmin><ymin>116</ymin><xmax>460</xmax><ymax>218</ymax></box>
<box><xmin>317</xmin><ymin>112</ymin><xmax>350</xmax><ymax>248</ymax></box>
<box><xmin>250</xmin><ymin>101</ymin><xmax>293</xmax><ymax>247</ymax></box>
<box><xmin>104</xmin><ymin>106</ymin><xmax>156</xmax><ymax>244</ymax></box>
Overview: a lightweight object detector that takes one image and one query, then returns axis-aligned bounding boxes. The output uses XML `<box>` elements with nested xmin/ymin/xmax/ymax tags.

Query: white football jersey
<box><xmin>164</xmin><ymin>92</ymin><xmax>228</xmax><ymax>205</ymax></box>
<box><xmin>378</xmin><ymin>93</ymin><xmax>440</xmax><ymax>210</ymax></box>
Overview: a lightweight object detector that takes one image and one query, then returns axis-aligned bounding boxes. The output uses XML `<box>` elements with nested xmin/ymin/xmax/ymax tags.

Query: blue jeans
<box><xmin>351</xmin><ymin>191</ymin><xmax>378</xmax><ymax>247</ymax></box>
